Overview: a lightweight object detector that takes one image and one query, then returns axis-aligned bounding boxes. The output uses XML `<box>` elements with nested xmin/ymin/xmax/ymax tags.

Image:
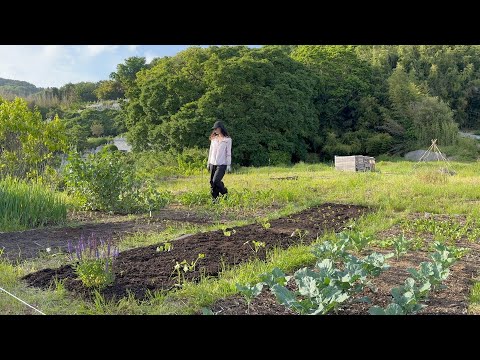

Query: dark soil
<box><xmin>208</xmin><ymin>214</ymin><xmax>480</xmax><ymax>315</ymax></box>
<box><xmin>22</xmin><ymin>203</ymin><xmax>368</xmax><ymax>300</ymax></box>
<box><xmin>0</xmin><ymin>208</ymin><xmax>214</xmax><ymax>261</ymax></box>
<box><xmin>67</xmin><ymin>207</ymin><xmax>214</xmax><ymax>225</ymax></box>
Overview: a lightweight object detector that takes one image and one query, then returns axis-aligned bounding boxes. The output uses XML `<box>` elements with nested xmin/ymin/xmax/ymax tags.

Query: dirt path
<box><xmin>0</xmin><ymin>208</ymin><xmax>213</xmax><ymax>261</ymax></box>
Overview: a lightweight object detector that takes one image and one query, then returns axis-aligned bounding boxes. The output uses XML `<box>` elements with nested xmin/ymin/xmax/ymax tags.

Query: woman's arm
<box><xmin>208</xmin><ymin>140</ymin><xmax>213</xmax><ymax>167</ymax></box>
<box><xmin>226</xmin><ymin>138</ymin><xmax>232</xmax><ymax>166</ymax></box>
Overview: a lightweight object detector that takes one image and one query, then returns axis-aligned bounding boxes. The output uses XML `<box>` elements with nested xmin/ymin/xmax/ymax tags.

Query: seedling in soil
<box><xmin>156</xmin><ymin>242</ymin><xmax>172</xmax><ymax>252</ymax></box>
<box><xmin>290</xmin><ymin>229</ymin><xmax>309</xmax><ymax>243</ymax></box>
<box><xmin>393</xmin><ymin>232</ymin><xmax>411</xmax><ymax>260</ymax></box>
<box><xmin>236</xmin><ymin>282</ymin><xmax>264</xmax><ymax>312</ymax></box>
<box><xmin>222</xmin><ymin>226</ymin><xmax>236</xmax><ymax>237</ymax></box>
<box><xmin>346</xmin><ymin>231</ymin><xmax>371</xmax><ymax>253</ymax></box>
<box><xmin>173</xmin><ymin>253</ymin><xmax>205</xmax><ymax>287</ymax></box>
<box><xmin>261</xmin><ymin>220</ymin><xmax>271</xmax><ymax>230</ymax></box>
<box><xmin>243</xmin><ymin>240</ymin><xmax>266</xmax><ymax>254</ymax></box>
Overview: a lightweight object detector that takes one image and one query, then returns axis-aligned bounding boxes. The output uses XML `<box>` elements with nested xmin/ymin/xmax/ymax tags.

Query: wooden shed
<box><xmin>334</xmin><ymin>155</ymin><xmax>376</xmax><ymax>172</ymax></box>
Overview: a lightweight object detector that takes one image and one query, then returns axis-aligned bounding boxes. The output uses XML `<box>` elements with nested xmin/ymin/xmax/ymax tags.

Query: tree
<box><xmin>73</xmin><ymin>82</ymin><xmax>98</xmax><ymax>103</ymax></box>
<box><xmin>110</xmin><ymin>56</ymin><xmax>148</xmax><ymax>96</ymax></box>
<box><xmin>0</xmin><ymin>97</ymin><xmax>68</xmax><ymax>178</ymax></box>
<box><xmin>95</xmin><ymin>80</ymin><xmax>124</xmax><ymax>100</ymax></box>
<box><xmin>406</xmin><ymin>96</ymin><xmax>458</xmax><ymax>147</ymax></box>
<box><xmin>90</xmin><ymin>121</ymin><xmax>104</xmax><ymax>137</ymax></box>
<box><xmin>123</xmin><ymin>46</ymin><xmax>319</xmax><ymax>165</ymax></box>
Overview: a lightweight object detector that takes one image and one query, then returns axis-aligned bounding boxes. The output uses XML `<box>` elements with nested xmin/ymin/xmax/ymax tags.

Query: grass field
<box><xmin>0</xmin><ymin>177</ymin><xmax>67</xmax><ymax>232</ymax></box>
<box><xmin>1</xmin><ymin>160</ymin><xmax>480</xmax><ymax>314</ymax></box>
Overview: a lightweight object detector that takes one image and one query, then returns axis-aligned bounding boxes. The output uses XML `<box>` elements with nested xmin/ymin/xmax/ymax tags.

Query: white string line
<box><xmin>0</xmin><ymin>286</ymin><xmax>45</xmax><ymax>315</ymax></box>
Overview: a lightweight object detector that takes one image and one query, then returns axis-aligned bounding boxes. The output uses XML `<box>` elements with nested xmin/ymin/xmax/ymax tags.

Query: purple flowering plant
<box><xmin>67</xmin><ymin>233</ymin><xmax>119</xmax><ymax>289</ymax></box>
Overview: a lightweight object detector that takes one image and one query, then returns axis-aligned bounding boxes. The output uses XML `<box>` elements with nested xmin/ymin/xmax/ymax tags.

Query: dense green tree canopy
<box><xmin>115</xmin><ymin>45</ymin><xmax>480</xmax><ymax>163</ymax></box>
<box><xmin>5</xmin><ymin>45</ymin><xmax>480</xmax><ymax>164</ymax></box>
<box><xmin>122</xmin><ymin>47</ymin><xmax>320</xmax><ymax>165</ymax></box>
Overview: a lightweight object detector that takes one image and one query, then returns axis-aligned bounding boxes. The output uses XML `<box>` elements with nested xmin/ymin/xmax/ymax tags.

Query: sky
<box><xmin>0</xmin><ymin>45</ymin><xmax>258</xmax><ymax>88</ymax></box>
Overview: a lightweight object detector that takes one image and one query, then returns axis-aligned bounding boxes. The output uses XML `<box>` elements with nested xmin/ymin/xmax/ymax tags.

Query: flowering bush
<box><xmin>67</xmin><ymin>234</ymin><xmax>119</xmax><ymax>289</ymax></box>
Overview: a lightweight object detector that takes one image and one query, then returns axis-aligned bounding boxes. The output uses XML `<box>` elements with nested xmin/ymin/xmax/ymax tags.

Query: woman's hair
<box><xmin>209</xmin><ymin>127</ymin><xmax>230</xmax><ymax>140</ymax></box>
<box><xmin>218</xmin><ymin>127</ymin><xmax>230</xmax><ymax>137</ymax></box>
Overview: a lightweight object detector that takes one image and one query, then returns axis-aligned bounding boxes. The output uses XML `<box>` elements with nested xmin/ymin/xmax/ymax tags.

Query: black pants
<box><xmin>210</xmin><ymin>165</ymin><xmax>228</xmax><ymax>199</ymax></box>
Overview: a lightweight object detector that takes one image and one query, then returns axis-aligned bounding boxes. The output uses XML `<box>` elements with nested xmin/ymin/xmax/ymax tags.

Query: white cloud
<box><xmin>0</xmin><ymin>45</ymin><xmax>132</xmax><ymax>87</ymax></box>
<box><xmin>145</xmin><ymin>51</ymin><xmax>159</xmax><ymax>64</ymax></box>
<box><xmin>86</xmin><ymin>45</ymin><xmax>119</xmax><ymax>57</ymax></box>
<box><xmin>0</xmin><ymin>45</ymin><xmax>250</xmax><ymax>88</ymax></box>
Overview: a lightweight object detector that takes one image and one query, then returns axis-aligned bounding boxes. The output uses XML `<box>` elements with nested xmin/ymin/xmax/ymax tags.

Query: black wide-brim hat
<box><xmin>211</xmin><ymin>120</ymin><xmax>226</xmax><ymax>130</ymax></box>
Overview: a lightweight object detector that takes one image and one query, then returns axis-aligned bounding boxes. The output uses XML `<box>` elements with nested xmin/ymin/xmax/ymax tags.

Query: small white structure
<box><xmin>86</xmin><ymin>101</ymin><xmax>121</xmax><ymax>111</ymax></box>
<box><xmin>112</xmin><ymin>137</ymin><xmax>132</xmax><ymax>152</ymax></box>
<box><xmin>335</xmin><ymin>155</ymin><xmax>375</xmax><ymax>172</ymax></box>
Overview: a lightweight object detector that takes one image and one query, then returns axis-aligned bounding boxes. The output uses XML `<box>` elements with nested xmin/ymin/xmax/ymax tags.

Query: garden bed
<box><xmin>0</xmin><ymin>208</ymin><xmax>215</xmax><ymax>261</ymax></box>
<box><xmin>22</xmin><ymin>203</ymin><xmax>368</xmax><ymax>300</ymax></box>
<box><xmin>207</xmin><ymin>213</ymin><xmax>480</xmax><ymax>315</ymax></box>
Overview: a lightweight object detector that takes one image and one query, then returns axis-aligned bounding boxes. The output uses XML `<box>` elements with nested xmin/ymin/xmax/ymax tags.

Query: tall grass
<box><xmin>0</xmin><ymin>177</ymin><xmax>67</xmax><ymax>231</ymax></box>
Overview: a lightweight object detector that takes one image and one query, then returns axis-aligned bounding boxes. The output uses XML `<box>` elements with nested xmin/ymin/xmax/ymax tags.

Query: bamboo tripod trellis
<box><xmin>412</xmin><ymin>139</ymin><xmax>455</xmax><ymax>174</ymax></box>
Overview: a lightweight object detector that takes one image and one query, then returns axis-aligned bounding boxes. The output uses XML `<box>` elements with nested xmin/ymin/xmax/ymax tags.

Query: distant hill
<box><xmin>0</xmin><ymin>77</ymin><xmax>43</xmax><ymax>98</ymax></box>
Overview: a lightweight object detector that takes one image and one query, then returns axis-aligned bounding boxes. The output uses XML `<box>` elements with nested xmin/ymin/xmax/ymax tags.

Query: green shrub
<box><xmin>86</xmin><ymin>137</ymin><xmax>111</xmax><ymax>148</ymax></box>
<box><xmin>365</xmin><ymin>133</ymin><xmax>393</xmax><ymax>156</ymax></box>
<box><xmin>64</xmin><ymin>151</ymin><xmax>170</xmax><ymax>214</ymax></box>
<box><xmin>442</xmin><ymin>137</ymin><xmax>480</xmax><ymax>161</ymax></box>
<box><xmin>133</xmin><ymin>147</ymin><xmax>208</xmax><ymax>179</ymax></box>
<box><xmin>0</xmin><ymin>96</ymin><xmax>68</xmax><ymax>179</ymax></box>
<box><xmin>101</xmin><ymin>144</ymin><xmax>119</xmax><ymax>153</ymax></box>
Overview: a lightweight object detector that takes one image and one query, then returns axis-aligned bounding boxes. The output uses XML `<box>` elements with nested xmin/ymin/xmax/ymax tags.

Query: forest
<box><xmin>2</xmin><ymin>45</ymin><xmax>480</xmax><ymax>166</ymax></box>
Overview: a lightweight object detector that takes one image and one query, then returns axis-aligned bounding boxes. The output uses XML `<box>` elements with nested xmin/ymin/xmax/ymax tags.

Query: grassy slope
<box><xmin>2</xmin><ymin>160</ymin><xmax>480</xmax><ymax>314</ymax></box>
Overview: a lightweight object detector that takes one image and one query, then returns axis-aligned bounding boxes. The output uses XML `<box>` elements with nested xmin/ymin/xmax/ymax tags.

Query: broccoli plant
<box><xmin>246</xmin><ymin>247</ymin><xmax>391</xmax><ymax>315</ymax></box>
<box><xmin>311</xmin><ymin>236</ymin><xmax>349</xmax><ymax>261</ymax></box>
<box><xmin>236</xmin><ymin>283</ymin><xmax>264</xmax><ymax>312</ymax></box>
<box><xmin>347</xmin><ymin>231</ymin><xmax>372</xmax><ymax>253</ymax></box>
<box><xmin>369</xmin><ymin>278</ymin><xmax>427</xmax><ymax>315</ymax></box>
<box><xmin>370</xmin><ymin>241</ymin><xmax>468</xmax><ymax>315</ymax></box>
<box><xmin>392</xmin><ymin>233</ymin><xmax>411</xmax><ymax>260</ymax></box>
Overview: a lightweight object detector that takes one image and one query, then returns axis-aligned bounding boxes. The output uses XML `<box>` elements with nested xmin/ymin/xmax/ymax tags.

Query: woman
<box><xmin>207</xmin><ymin>120</ymin><xmax>232</xmax><ymax>201</ymax></box>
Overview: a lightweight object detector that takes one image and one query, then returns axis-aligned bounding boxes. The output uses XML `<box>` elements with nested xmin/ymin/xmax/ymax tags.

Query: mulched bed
<box><xmin>22</xmin><ymin>203</ymin><xmax>368</xmax><ymax>300</ymax></box>
<box><xmin>208</xmin><ymin>213</ymin><xmax>480</xmax><ymax>315</ymax></box>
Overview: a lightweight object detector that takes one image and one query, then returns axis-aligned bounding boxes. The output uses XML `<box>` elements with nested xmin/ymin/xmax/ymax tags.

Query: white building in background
<box><xmin>85</xmin><ymin>101</ymin><xmax>121</xmax><ymax>111</ymax></box>
<box><xmin>112</xmin><ymin>137</ymin><xmax>132</xmax><ymax>152</ymax></box>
